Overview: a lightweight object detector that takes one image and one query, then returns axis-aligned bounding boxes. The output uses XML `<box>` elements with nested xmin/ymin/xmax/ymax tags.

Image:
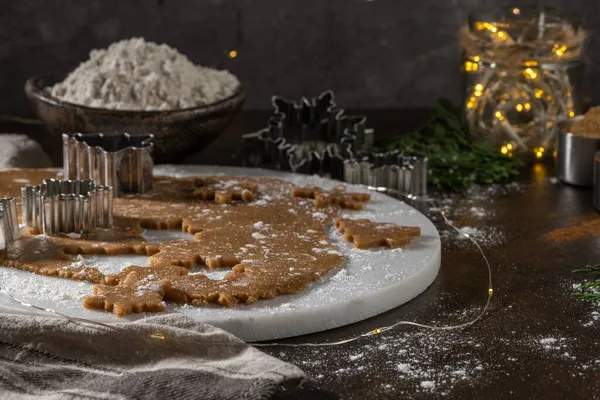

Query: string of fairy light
<box><xmin>464</xmin><ymin>7</ymin><xmax>577</xmax><ymax>160</ymax></box>
<box><xmin>0</xmin><ymin>211</ymin><xmax>494</xmax><ymax>349</ymax></box>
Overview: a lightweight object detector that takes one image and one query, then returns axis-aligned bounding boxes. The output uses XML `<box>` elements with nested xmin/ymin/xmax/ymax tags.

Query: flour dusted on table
<box><xmin>50</xmin><ymin>37</ymin><xmax>240</xmax><ymax>111</ymax></box>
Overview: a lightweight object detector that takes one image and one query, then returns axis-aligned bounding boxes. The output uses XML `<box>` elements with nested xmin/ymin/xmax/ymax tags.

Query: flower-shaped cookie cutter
<box><xmin>21</xmin><ymin>179</ymin><xmax>113</xmax><ymax>236</ymax></box>
<box><xmin>63</xmin><ymin>133</ymin><xmax>154</xmax><ymax>197</ymax></box>
<box><xmin>0</xmin><ymin>197</ymin><xmax>20</xmax><ymax>250</ymax></box>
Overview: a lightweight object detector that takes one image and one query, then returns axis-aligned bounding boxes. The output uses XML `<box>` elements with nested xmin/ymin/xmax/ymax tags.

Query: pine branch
<box><xmin>378</xmin><ymin>100</ymin><xmax>522</xmax><ymax>191</ymax></box>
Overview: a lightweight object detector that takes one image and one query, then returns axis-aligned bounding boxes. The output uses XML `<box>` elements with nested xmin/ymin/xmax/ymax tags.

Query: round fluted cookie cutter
<box><xmin>21</xmin><ymin>179</ymin><xmax>113</xmax><ymax>236</ymax></box>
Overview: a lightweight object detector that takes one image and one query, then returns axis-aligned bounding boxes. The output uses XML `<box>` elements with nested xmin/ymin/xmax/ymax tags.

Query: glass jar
<box><xmin>461</xmin><ymin>7</ymin><xmax>584</xmax><ymax>159</ymax></box>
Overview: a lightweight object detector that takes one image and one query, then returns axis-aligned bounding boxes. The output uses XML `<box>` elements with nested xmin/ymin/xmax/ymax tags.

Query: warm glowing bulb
<box><xmin>569</xmin><ymin>111</ymin><xmax>575</xmax><ymax>117</ymax></box>
<box><xmin>501</xmin><ymin>146</ymin><xmax>508</xmax><ymax>154</ymax></box>
<box><xmin>372</xmin><ymin>328</ymin><xmax>382</xmax><ymax>334</ymax></box>
<box><xmin>151</xmin><ymin>332</ymin><xmax>166</xmax><ymax>340</ymax></box>
<box><xmin>512</xmin><ymin>8</ymin><xmax>520</xmax><ymax>15</ymax></box>
<box><xmin>474</xmin><ymin>90</ymin><xmax>482</xmax><ymax>97</ymax></box>
<box><xmin>524</xmin><ymin>103</ymin><xmax>531</xmax><ymax>111</ymax></box>
<box><xmin>516</xmin><ymin>104</ymin><xmax>523</xmax><ymax>112</ymax></box>
<box><xmin>228</xmin><ymin>50</ymin><xmax>238</xmax><ymax>58</ymax></box>
<box><xmin>473</xmin><ymin>55</ymin><xmax>480</xmax><ymax>62</ymax></box>
<box><xmin>535</xmin><ymin>89</ymin><xmax>544</xmax><ymax>98</ymax></box>
<box><xmin>488</xmin><ymin>288</ymin><xmax>494</xmax><ymax>295</ymax></box>
<box><xmin>536</xmin><ymin>151</ymin><xmax>543</xmax><ymax>158</ymax></box>
<box><xmin>474</xmin><ymin>84</ymin><xmax>484</xmax><ymax>91</ymax></box>
<box><xmin>506</xmin><ymin>143</ymin><xmax>513</xmax><ymax>150</ymax></box>
<box><xmin>497</xmin><ymin>31</ymin><xmax>506</xmax><ymax>39</ymax></box>
<box><xmin>495</xmin><ymin>111</ymin><xmax>502</xmax><ymax>118</ymax></box>
<box><xmin>524</xmin><ymin>68</ymin><xmax>538</xmax><ymax>79</ymax></box>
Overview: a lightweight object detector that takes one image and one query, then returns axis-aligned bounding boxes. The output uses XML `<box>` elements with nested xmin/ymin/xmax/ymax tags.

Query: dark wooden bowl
<box><xmin>25</xmin><ymin>73</ymin><xmax>245</xmax><ymax>164</ymax></box>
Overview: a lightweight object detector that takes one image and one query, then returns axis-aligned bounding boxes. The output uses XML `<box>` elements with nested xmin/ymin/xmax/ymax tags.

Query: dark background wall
<box><xmin>0</xmin><ymin>0</ymin><xmax>596</xmax><ymax>117</ymax></box>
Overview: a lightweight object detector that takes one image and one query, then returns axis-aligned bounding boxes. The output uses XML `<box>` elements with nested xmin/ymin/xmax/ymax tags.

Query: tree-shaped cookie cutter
<box><xmin>22</xmin><ymin>179</ymin><xmax>113</xmax><ymax>236</ymax></box>
<box><xmin>63</xmin><ymin>133</ymin><xmax>154</xmax><ymax>197</ymax></box>
<box><xmin>0</xmin><ymin>197</ymin><xmax>20</xmax><ymax>250</ymax></box>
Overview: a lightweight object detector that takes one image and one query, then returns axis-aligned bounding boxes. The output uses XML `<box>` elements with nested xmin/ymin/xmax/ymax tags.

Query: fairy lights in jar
<box><xmin>461</xmin><ymin>7</ymin><xmax>584</xmax><ymax>159</ymax></box>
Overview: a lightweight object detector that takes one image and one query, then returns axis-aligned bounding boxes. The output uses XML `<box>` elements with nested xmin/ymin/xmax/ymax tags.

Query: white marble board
<box><xmin>0</xmin><ymin>165</ymin><xmax>441</xmax><ymax>341</ymax></box>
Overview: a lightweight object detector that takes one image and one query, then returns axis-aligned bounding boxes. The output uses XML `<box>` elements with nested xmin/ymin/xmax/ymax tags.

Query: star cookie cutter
<box><xmin>242</xmin><ymin>90</ymin><xmax>371</xmax><ymax>178</ymax></box>
<box><xmin>22</xmin><ymin>179</ymin><xmax>113</xmax><ymax>236</ymax></box>
<box><xmin>0</xmin><ymin>197</ymin><xmax>20</xmax><ymax>250</ymax></box>
<box><xmin>63</xmin><ymin>133</ymin><xmax>154</xmax><ymax>197</ymax></box>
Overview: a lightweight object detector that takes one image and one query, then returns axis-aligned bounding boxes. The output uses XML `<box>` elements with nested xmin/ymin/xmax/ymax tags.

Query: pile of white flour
<box><xmin>50</xmin><ymin>37</ymin><xmax>240</xmax><ymax>111</ymax></box>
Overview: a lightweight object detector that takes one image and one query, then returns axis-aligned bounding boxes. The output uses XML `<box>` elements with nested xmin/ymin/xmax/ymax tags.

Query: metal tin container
<box><xmin>557</xmin><ymin>116</ymin><xmax>600</xmax><ymax>187</ymax></box>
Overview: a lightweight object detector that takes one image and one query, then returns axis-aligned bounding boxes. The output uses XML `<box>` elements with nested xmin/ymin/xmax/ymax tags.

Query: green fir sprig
<box><xmin>379</xmin><ymin>99</ymin><xmax>522</xmax><ymax>191</ymax></box>
<box><xmin>572</xmin><ymin>264</ymin><xmax>600</xmax><ymax>304</ymax></box>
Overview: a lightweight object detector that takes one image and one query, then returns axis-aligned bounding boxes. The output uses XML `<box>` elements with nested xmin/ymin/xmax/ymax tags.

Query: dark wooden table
<box><xmin>4</xmin><ymin>111</ymin><xmax>600</xmax><ymax>399</ymax></box>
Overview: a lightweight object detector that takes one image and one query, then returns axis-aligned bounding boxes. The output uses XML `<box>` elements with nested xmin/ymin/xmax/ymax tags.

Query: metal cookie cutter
<box><xmin>22</xmin><ymin>179</ymin><xmax>113</xmax><ymax>236</ymax></box>
<box><xmin>557</xmin><ymin>117</ymin><xmax>600</xmax><ymax>187</ymax></box>
<box><xmin>0</xmin><ymin>197</ymin><xmax>20</xmax><ymax>250</ymax></box>
<box><xmin>241</xmin><ymin>90</ymin><xmax>370</xmax><ymax>179</ymax></box>
<box><xmin>240</xmin><ymin>90</ymin><xmax>429</xmax><ymax>208</ymax></box>
<box><xmin>343</xmin><ymin>154</ymin><xmax>429</xmax><ymax>199</ymax></box>
<box><xmin>63</xmin><ymin>133</ymin><xmax>154</xmax><ymax>197</ymax></box>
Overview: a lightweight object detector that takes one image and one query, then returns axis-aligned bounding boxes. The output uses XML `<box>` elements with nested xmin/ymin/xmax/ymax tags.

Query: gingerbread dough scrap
<box><xmin>194</xmin><ymin>177</ymin><xmax>258</xmax><ymax>203</ymax></box>
<box><xmin>335</xmin><ymin>218</ymin><xmax>421</xmax><ymax>249</ymax></box>
<box><xmin>113</xmin><ymin>176</ymin><xmax>298</xmax><ymax>230</ymax></box>
<box><xmin>0</xmin><ymin>168</ymin><xmax>62</xmax><ymax>222</ymax></box>
<box><xmin>104</xmin><ymin>264</ymin><xmax>189</xmax><ymax>286</ymax></box>
<box><xmin>44</xmin><ymin>218</ymin><xmax>153</xmax><ymax>256</ymax></box>
<box><xmin>84</xmin><ymin>274</ymin><xmax>169</xmax><ymax>317</ymax></box>
<box><xmin>292</xmin><ymin>184</ymin><xmax>371</xmax><ymax>210</ymax></box>
<box><xmin>0</xmin><ymin>168</ymin><xmax>61</xmax><ymax>198</ymax></box>
<box><xmin>0</xmin><ymin>231</ymin><xmax>104</xmax><ymax>283</ymax></box>
<box><xmin>181</xmin><ymin>197</ymin><xmax>338</xmax><ymax>235</ymax></box>
<box><xmin>149</xmin><ymin>224</ymin><xmax>344</xmax><ymax>307</ymax></box>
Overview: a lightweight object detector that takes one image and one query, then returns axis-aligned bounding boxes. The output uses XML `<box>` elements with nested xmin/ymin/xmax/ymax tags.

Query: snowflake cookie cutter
<box><xmin>0</xmin><ymin>197</ymin><xmax>20</xmax><ymax>250</ymax></box>
<box><xmin>63</xmin><ymin>132</ymin><xmax>154</xmax><ymax>197</ymax></box>
<box><xmin>241</xmin><ymin>90</ymin><xmax>371</xmax><ymax>179</ymax></box>
<box><xmin>241</xmin><ymin>90</ymin><xmax>429</xmax><ymax>203</ymax></box>
<box><xmin>21</xmin><ymin>179</ymin><xmax>113</xmax><ymax>236</ymax></box>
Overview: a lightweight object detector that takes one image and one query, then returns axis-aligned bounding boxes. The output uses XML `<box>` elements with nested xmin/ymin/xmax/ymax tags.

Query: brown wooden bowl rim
<box><xmin>24</xmin><ymin>72</ymin><xmax>246</xmax><ymax>117</ymax></box>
